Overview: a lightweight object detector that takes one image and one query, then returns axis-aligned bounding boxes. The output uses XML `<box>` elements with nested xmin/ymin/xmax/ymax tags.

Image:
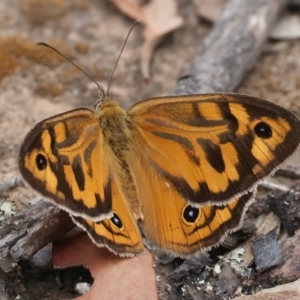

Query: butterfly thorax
<box><xmin>97</xmin><ymin>98</ymin><xmax>130</xmax><ymax>151</ymax></box>
<box><xmin>96</xmin><ymin>97</ymin><xmax>141</xmax><ymax>218</ymax></box>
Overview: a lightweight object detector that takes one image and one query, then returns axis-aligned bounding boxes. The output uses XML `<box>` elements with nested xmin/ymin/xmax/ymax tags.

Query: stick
<box><xmin>174</xmin><ymin>0</ymin><xmax>284</xmax><ymax>95</ymax></box>
<box><xmin>0</xmin><ymin>201</ymin><xmax>74</xmax><ymax>260</ymax></box>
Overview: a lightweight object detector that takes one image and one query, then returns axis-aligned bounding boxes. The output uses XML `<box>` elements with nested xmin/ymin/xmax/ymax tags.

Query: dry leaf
<box><xmin>270</xmin><ymin>15</ymin><xmax>300</xmax><ymax>40</ymax></box>
<box><xmin>52</xmin><ymin>233</ymin><xmax>157</xmax><ymax>300</ymax></box>
<box><xmin>111</xmin><ymin>0</ymin><xmax>183</xmax><ymax>79</ymax></box>
<box><xmin>192</xmin><ymin>0</ymin><xmax>228</xmax><ymax>23</ymax></box>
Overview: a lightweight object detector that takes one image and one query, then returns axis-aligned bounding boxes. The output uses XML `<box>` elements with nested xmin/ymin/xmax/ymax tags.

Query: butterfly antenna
<box><xmin>106</xmin><ymin>20</ymin><xmax>139</xmax><ymax>96</ymax></box>
<box><xmin>37</xmin><ymin>42</ymin><xmax>105</xmax><ymax>98</ymax></box>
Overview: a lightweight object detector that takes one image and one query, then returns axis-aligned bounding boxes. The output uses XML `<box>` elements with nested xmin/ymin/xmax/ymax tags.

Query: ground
<box><xmin>1</xmin><ymin>1</ymin><xmax>300</xmax><ymax>299</ymax></box>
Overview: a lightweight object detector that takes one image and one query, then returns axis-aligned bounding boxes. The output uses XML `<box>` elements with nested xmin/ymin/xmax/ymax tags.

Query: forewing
<box><xmin>129</xmin><ymin>93</ymin><xmax>300</xmax><ymax>205</ymax></box>
<box><xmin>19</xmin><ymin>109</ymin><xmax>113</xmax><ymax>221</ymax></box>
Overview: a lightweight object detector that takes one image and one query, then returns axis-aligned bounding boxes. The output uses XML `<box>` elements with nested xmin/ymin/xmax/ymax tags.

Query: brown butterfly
<box><xmin>18</xmin><ymin>90</ymin><xmax>300</xmax><ymax>257</ymax></box>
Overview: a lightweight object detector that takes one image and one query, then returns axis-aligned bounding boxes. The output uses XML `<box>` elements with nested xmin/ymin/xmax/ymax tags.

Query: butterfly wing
<box><xmin>72</xmin><ymin>178</ymin><xmax>144</xmax><ymax>257</ymax></box>
<box><xmin>128</xmin><ymin>93</ymin><xmax>300</xmax><ymax>205</ymax></box>
<box><xmin>129</xmin><ymin>149</ymin><xmax>255</xmax><ymax>256</ymax></box>
<box><xmin>19</xmin><ymin>109</ymin><xmax>114</xmax><ymax>221</ymax></box>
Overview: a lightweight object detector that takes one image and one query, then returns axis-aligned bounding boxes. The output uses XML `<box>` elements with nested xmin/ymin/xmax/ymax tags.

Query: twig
<box><xmin>174</xmin><ymin>0</ymin><xmax>285</xmax><ymax>95</ymax></box>
<box><xmin>260</xmin><ymin>181</ymin><xmax>290</xmax><ymax>193</ymax></box>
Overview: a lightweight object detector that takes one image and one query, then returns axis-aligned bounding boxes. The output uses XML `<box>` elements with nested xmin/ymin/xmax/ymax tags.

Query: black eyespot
<box><xmin>36</xmin><ymin>154</ymin><xmax>47</xmax><ymax>170</ymax></box>
<box><xmin>183</xmin><ymin>205</ymin><xmax>199</xmax><ymax>223</ymax></box>
<box><xmin>111</xmin><ymin>213</ymin><xmax>123</xmax><ymax>229</ymax></box>
<box><xmin>254</xmin><ymin>121</ymin><xmax>272</xmax><ymax>139</ymax></box>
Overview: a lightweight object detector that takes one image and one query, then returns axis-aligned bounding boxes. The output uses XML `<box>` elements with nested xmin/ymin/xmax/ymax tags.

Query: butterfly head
<box><xmin>94</xmin><ymin>91</ymin><xmax>117</xmax><ymax>111</ymax></box>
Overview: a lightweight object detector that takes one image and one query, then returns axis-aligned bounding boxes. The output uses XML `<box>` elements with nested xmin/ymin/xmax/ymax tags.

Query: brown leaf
<box><xmin>270</xmin><ymin>15</ymin><xmax>300</xmax><ymax>40</ymax></box>
<box><xmin>192</xmin><ymin>0</ymin><xmax>228</xmax><ymax>23</ymax></box>
<box><xmin>111</xmin><ymin>0</ymin><xmax>183</xmax><ymax>79</ymax></box>
<box><xmin>53</xmin><ymin>233</ymin><xmax>157</xmax><ymax>300</ymax></box>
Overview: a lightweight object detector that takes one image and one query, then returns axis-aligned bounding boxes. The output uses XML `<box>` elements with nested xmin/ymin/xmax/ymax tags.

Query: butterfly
<box><xmin>19</xmin><ymin>92</ymin><xmax>300</xmax><ymax>257</ymax></box>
